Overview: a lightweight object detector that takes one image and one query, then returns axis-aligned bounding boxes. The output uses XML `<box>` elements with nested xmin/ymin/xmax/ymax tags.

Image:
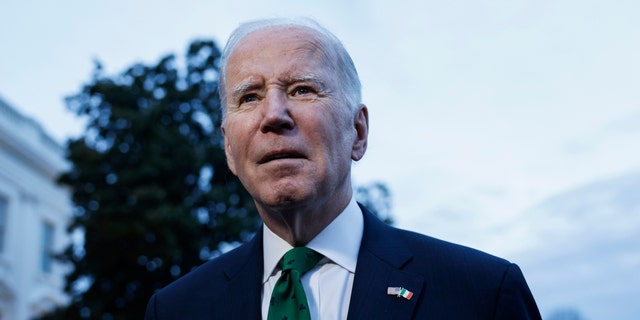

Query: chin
<box><xmin>257</xmin><ymin>188</ymin><xmax>313</xmax><ymax>210</ymax></box>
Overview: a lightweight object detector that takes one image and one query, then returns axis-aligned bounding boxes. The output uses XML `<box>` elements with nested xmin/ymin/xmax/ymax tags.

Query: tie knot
<box><xmin>282</xmin><ymin>247</ymin><xmax>323</xmax><ymax>274</ymax></box>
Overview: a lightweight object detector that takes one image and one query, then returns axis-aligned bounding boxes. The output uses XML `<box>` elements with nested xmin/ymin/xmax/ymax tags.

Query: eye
<box><xmin>292</xmin><ymin>86</ymin><xmax>313</xmax><ymax>96</ymax></box>
<box><xmin>240</xmin><ymin>94</ymin><xmax>258</xmax><ymax>104</ymax></box>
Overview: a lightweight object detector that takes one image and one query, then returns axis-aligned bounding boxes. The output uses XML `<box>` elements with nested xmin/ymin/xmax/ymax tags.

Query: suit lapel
<box><xmin>347</xmin><ymin>206</ymin><xmax>425</xmax><ymax>319</ymax></box>
<box><xmin>218</xmin><ymin>227</ymin><xmax>264</xmax><ymax>319</ymax></box>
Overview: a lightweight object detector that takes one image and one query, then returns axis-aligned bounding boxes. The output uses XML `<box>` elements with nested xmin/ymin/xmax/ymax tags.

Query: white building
<box><xmin>0</xmin><ymin>96</ymin><xmax>71</xmax><ymax>320</ymax></box>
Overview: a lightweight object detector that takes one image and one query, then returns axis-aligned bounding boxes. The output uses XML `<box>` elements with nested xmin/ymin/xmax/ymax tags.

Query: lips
<box><xmin>258</xmin><ymin>150</ymin><xmax>306</xmax><ymax>164</ymax></box>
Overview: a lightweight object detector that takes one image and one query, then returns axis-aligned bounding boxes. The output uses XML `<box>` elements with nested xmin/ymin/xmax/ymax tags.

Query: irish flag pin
<box><xmin>387</xmin><ymin>287</ymin><xmax>414</xmax><ymax>300</ymax></box>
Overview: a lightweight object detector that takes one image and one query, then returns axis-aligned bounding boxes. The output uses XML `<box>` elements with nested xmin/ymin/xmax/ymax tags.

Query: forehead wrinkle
<box><xmin>227</xmin><ymin>34</ymin><xmax>333</xmax><ymax>102</ymax></box>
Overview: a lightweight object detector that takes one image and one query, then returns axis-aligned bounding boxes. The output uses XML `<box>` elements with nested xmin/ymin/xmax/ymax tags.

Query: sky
<box><xmin>1</xmin><ymin>0</ymin><xmax>639</xmax><ymax>318</ymax></box>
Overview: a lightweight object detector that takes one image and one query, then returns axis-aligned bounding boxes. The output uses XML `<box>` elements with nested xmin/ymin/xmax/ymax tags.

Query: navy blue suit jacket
<box><xmin>146</xmin><ymin>205</ymin><xmax>541</xmax><ymax>319</ymax></box>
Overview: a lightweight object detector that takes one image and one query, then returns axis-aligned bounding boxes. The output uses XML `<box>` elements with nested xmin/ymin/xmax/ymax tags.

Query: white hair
<box><xmin>218</xmin><ymin>17</ymin><xmax>362</xmax><ymax>122</ymax></box>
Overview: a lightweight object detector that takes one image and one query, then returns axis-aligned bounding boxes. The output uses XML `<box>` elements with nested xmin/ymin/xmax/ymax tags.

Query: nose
<box><xmin>259</xmin><ymin>91</ymin><xmax>295</xmax><ymax>133</ymax></box>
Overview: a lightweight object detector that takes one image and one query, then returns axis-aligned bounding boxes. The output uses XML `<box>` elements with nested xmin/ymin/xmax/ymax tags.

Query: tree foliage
<box><xmin>356</xmin><ymin>182</ymin><xmax>394</xmax><ymax>225</ymax></box>
<box><xmin>40</xmin><ymin>40</ymin><xmax>261</xmax><ymax>320</ymax></box>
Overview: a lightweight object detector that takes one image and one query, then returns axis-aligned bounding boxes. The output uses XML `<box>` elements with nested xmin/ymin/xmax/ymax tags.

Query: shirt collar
<box><xmin>262</xmin><ymin>197</ymin><xmax>363</xmax><ymax>283</ymax></box>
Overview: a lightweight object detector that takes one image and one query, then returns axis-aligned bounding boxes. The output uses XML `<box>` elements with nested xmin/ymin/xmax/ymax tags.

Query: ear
<box><xmin>351</xmin><ymin>104</ymin><xmax>369</xmax><ymax>161</ymax></box>
<box><xmin>221</xmin><ymin>126</ymin><xmax>238</xmax><ymax>175</ymax></box>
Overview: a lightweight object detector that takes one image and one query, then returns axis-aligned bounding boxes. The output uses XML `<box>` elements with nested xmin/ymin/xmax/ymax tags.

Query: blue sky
<box><xmin>1</xmin><ymin>0</ymin><xmax>639</xmax><ymax>318</ymax></box>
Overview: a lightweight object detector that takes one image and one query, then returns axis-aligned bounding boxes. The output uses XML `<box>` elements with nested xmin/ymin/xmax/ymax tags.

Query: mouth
<box><xmin>258</xmin><ymin>150</ymin><xmax>306</xmax><ymax>164</ymax></box>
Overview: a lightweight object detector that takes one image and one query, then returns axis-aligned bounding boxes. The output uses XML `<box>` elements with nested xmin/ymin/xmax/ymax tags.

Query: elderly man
<box><xmin>145</xmin><ymin>18</ymin><xmax>541</xmax><ymax>319</ymax></box>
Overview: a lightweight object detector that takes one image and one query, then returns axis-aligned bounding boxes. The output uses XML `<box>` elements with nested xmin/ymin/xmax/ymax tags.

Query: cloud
<box><xmin>510</xmin><ymin>171</ymin><xmax>640</xmax><ymax>319</ymax></box>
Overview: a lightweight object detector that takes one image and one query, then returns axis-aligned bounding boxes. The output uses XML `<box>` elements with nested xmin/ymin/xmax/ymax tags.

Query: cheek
<box><xmin>223</xmin><ymin>125</ymin><xmax>248</xmax><ymax>173</ymax></box>
<box><xmin>223</xmin><ymin>141</ymin><xmax>238</xmax><ymax>175</ymax></box>
<box><xmin>329</xmin><ymin>112</ymin><xmax>356</xmax><ymax>147</ymax></box>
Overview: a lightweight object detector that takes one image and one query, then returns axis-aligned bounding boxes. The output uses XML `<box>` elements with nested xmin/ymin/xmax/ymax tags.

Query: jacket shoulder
<box><xmin>145</xmin><ymin>233</ymin><xmax>263</xmax><ymax>319</ymax></box>
<box><xmin>358</xmin><ymin>210</ymin><xmax>540</xmax><ymax>319</ymax></box>
<box><xmin>397</xmin><ymin>227</ymin><xmax>511</xmax><ymax>268</ymax></box>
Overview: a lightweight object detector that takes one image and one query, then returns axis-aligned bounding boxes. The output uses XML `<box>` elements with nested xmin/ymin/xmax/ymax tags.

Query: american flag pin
<box><xmin>387</xmin><ymin>287</ymin><xmax>413</xmax><ymax>300</ymax></box>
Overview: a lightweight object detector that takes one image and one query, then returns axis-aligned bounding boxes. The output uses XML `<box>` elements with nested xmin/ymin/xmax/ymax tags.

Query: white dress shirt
<box><xmin>261</xmin><ymin>197</ymin><xmax>364</xmax><ymax>320</ymax></box>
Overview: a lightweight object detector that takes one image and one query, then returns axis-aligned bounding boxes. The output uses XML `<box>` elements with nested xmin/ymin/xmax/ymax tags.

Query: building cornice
<box><xmin>0</xmin><ymin>96</ymin><xmax>69</xmax><ymax>180</ymax></box>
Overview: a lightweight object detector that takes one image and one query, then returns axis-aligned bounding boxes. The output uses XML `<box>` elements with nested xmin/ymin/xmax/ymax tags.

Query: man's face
<box><xmin>221</xmin><ymin>26</ymin><xmax>368</xmax><ymax>212</ymax></box>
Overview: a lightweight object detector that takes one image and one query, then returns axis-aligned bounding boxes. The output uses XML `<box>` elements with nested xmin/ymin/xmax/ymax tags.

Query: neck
<box><xmin>258</xmin><ymin>188</ymin><xmax>352</xmax><ymax>246</ymax></box>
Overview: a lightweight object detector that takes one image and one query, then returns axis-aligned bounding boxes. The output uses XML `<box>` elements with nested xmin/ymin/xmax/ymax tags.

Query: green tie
<box><xmin>268</xmin><ymin>247</ymin><xmax>323</xmax><ymax>320</ymax></box>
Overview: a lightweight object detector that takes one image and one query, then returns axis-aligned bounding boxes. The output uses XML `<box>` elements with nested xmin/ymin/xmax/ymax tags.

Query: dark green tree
<box><xmin>356</xmin><ymin>181</ymin><xmax>394</xmax><ymax>225</ymax></box>
<box><xmin>40</xmin><ymin>40</ymin><xmax>260</xmax><ymax>320</ymax></box>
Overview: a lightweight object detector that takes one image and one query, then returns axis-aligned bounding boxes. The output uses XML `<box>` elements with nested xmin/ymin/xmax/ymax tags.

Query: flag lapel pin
<box><xmin>387</xmin><ymin>287</ymin><xmax>414</xmax><ymax>300</ymax></box>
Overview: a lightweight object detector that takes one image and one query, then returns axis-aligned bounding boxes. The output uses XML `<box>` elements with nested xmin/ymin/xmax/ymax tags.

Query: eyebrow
<box><xmin>230</xmin><ymin>80</ymin><xmax>262</xmax><ymax>103</ymax></box>
<box><xmin>229</xmin><ymin>73</ymin><xmax>329</xmax><ymax>102</ymax></box>
<box><xmin>286</xmin><ymin>73</ymin><xmax>328</xmax><ymax>93</ymax></box>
